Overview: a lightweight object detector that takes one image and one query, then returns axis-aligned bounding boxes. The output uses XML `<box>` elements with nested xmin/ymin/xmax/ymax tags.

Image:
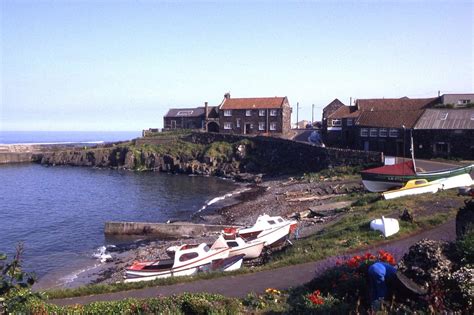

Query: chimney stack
<box><xmin>224</xmin><ymin>92</ymin><xmax>231</xmax><ymax>99</ymax></box>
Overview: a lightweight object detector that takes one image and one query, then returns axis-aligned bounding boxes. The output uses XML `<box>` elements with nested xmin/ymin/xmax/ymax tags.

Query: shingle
<box><xmin>221</xmin><ymin>97</ymin><xmax>286</xmax><ymax>109</ymax></box>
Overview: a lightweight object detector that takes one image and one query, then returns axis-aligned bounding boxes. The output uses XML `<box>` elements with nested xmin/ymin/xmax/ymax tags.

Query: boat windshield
<box><xmin>267</xmin><ymin>220</ymin><xmax>276</xmax><ymax>225</ymax></box>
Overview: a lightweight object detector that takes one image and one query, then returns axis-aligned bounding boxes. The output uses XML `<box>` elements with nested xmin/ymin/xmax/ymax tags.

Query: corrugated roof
<box><xmin>164</xmin><ymin>107</ymin><xmax>206</xmax><ymax>118</ymax></box>
<box><xmin>414</xmin><ymin>109</ymin><xmax>474</xmax><ymax>130</ymax></box>
<box><xmin>356</xmin><ymin>110</ymin><xmax>424</xmax><ymax>128</ymax></box>
<box><xmin>221</xmin><ymin>97</ymin><xmax>286</xmax><ymax>110</ymax></box>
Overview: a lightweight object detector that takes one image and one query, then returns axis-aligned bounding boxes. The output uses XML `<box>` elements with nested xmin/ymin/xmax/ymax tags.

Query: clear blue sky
<box><xmin>1</xmin><ymin>1</ymin><xmax>472</xmax><ymax>131</ymax></box>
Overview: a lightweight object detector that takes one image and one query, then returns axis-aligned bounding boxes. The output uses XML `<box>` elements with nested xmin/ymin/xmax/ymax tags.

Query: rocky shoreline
<box><xmin>34</xmin><ymin>173</ymin><xmax>364</xmax><ymax>290</ymax></box>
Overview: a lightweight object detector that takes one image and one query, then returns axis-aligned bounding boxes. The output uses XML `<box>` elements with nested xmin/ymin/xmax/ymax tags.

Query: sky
<box><xmin>1</xmin><ymin>0</ymin><xmax>473</xmax><ymax>131</ymax></box>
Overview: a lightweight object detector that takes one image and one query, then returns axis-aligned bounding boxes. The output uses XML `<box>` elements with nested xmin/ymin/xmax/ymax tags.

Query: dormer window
<box><xmin>177</xmin><ymin>110</ymin><xmax>193</xmax><ymax>116</ymax></box>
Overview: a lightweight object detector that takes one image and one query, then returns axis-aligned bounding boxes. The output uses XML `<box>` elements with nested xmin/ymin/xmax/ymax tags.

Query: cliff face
<box><xmin>35</xmin><ymin>142</ymin><xmax>250</xmax><ymax>180</ymax></box>
<box><xmin>35</xmin><ymin>133</ymin><xmax>383</xmax><ymax>180</ymax></box>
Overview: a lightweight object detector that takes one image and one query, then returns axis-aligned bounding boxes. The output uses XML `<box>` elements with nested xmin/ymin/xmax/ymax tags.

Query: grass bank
<box><xmin>43</xmin><ymin>188</ymin><xmax>464</xmax><ymax>300</ymax></box>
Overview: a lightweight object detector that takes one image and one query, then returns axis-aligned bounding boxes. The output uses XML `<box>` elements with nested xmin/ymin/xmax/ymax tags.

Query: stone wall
<box><xmin>0</xmin><ymin>153</ymin><xmax>34</xmax><ymax>164</ymax></box>
<box><xmin>184</xmin><ymin>132</ymin><xmax>383</xmax><ymax>173</ymax></box>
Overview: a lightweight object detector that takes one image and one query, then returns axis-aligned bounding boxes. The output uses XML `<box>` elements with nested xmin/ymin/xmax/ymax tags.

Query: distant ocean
<box><xmin>0</xmin><ymin>131</ymin><xmax>142</xmax><ymax>145</ymax></box>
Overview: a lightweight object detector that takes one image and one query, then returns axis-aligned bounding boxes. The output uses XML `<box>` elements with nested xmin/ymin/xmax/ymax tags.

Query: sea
<box><xmin>0</xmin><ymin>131</ymin><xmax>240</xmax><ymax>288</ymax></box>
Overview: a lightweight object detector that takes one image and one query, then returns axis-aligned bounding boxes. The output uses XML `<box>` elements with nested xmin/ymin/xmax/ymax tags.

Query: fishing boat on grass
<box><xmin>237</xmin><ymin>214</ymin><xmax>298</xmax><ymax>247</ymax></box>
<box><xmin>219</xmin><ymin>228</ymin><xmax>265</xmax><ymax>259</ymax></box>
<box><xmin>361</xmin><ymin>160</ymin><xmax>473</xmax><ymax>193</ymax></box>
<box><xmin>382</xmin><ymin>179</ymin><xmax>442</xmax><ymax>200</ymax></box>
<box><xmin>125</xmin><ymin>242</ymin><xmax>230</xmax><ymax>282</ymax></box>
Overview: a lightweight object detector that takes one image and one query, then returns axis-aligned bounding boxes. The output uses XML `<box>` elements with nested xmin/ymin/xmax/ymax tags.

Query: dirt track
<box><xmin>50</xmin><ymin>219</ymin><xmax>455</xmax><ymax>306</ymax></box>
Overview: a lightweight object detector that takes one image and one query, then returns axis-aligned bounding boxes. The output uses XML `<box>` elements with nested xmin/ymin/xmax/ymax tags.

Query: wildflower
<box><xmin>308</xmin><ymin>290</ymin><xmax>324</xmax><ymax>305</ymax></box>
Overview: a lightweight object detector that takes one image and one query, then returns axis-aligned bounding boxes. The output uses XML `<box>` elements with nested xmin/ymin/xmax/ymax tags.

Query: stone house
<box><xmin>322</xmin><ymin>98</ymin><xmax>345</xmax><ymax>134</ymax></box>
<box><xmin>218</xmin><ymin>93</ymin><xmax>292</xmax><ymax>135</ymax></box>
<box><xmin>163</xmin><ymin>105</ymin><xmax>217</xmax><ymax>131</ymax></box>
<box><xmin>414</xmin><ymin>108</ymin><xmax>474</xmax><ymax>159</ymax></box>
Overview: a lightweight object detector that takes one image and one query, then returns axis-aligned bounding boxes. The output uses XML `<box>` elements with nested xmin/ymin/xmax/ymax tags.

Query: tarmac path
<box><xmin>51</xmin><ymin>219</ymin><xmax>456</xmax><ymax>306</ymax></box>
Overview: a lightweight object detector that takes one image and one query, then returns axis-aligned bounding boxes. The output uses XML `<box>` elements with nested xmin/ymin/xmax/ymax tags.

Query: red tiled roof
<box><xmin>356</xmin><ymin>110</ymin><xmax>424</xmax><ymax>128</ymax></box>
<box><xmin>221</xmin><ymin>97</ymin><xmax>287</xmax><ymax>110</ymax></box>
<box><xmin>327</xmin><ymin>106</ymin><xmax>359</xmax><ymax>119</ymax></box>
<box><xmin>356</xmin><ymin>97</ymin><xmax>439</xmax><ymax>111</ymax></box>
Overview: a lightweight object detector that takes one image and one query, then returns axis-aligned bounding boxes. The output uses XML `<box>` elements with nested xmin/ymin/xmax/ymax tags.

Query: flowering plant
<box><xmin>307</xmin><ymin>290</ymin><xmax>324</xmax><ymax>305</ymax></box>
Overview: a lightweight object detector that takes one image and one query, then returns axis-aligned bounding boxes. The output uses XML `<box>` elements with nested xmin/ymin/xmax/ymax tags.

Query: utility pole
<box><xmin>296</xmin><ymin>102</ymin><xmax>299</xmax><ymax>129</ymax></box>
<box><xmin>312</xmin><ymin>104</ymin><xmax>314</xmax><ymax>124</ymax></box>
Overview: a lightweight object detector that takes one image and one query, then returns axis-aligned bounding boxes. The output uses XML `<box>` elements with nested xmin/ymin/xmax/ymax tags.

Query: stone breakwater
<box><xmin>32</xmin><ymin>132</ymin><xmax>383</xmax><ymax>180</ymax></box>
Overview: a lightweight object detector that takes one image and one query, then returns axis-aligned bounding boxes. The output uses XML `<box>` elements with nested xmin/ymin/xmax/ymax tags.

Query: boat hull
<box><xmin>382</xmin><ymin>183</ymin><xmax>441</xmax><ymax>200</ymax></box>
<box><xmin>229</xmin><ymin>241</ymin><xmax>265</xmax><ymax>259</ymax></box>
<box><xmin>362</xmin><ymin>164</ymin><xmax>473</xmax><ymax>192</ymax></box>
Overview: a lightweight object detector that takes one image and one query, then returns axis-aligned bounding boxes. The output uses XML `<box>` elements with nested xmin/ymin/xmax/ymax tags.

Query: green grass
<box><xmin>301</xmin><ymin>165</ymin><xmax>367</xmax><ymax>182</ymax></box>
<box><xmin>42</xmin><ymin>190</ymin><xmax>464</xmax><ymax>300</ymax></box>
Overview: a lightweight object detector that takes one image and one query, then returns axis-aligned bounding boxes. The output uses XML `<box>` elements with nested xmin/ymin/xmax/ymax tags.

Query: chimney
<box><xmin>224</xmin><ymin>92</ymin><xmax>231</xmax><ymax>99</ymax></box>
<box><xmin>438</xmin><ymin>90</ymin><xmax>440</xmax><ymax>97</ymax></box>
<box><xmin>204</xmin><ymin>101</ymin><xmax>208</xmax><ymax>131</ymax></box>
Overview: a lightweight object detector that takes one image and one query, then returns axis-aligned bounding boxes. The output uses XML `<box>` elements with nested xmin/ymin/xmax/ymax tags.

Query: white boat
<box><xmin>370</xmin><ymin>216</ymin><xmax>399</xmax><ymax>237</ymax></box>
<box><xmin>382</xmin><ymin>179</ymin><xmax>442</xmax><ymax>200</ymax></box>
<box><xmin>167</xmin><ymin>231</ymin><xmax>265</xmax><ymax>260</ymax></box>
<box><xmin>431</xmin><ymin>173</ymin><xmax>473</xmax><ymax>191</ymax></box>
<box><xmin>218</xmin><ymin>228</ymin><xmax>265</xmax><ymax>259</ymax></box>
<box><xmin>237</xmin><ymin>214</ymin><xmax>298</xmax><ymax>248</ymax></box>
<box><xmin>199</xmin><ymin>254</ymin><xmax>245</xmax><ymax>273</ymax></box>
<box><xmin>124</xmin><ymin>242</ymin><xmax>230</xmax><ymax>282</ymax></box>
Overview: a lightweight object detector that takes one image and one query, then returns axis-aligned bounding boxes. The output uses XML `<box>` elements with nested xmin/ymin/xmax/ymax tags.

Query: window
<box><xmin>259</xmin><ymin>122</ymin><xmax>265</xmax><ymax>130</ymax></box>
<box><xmin>179</xmin><ymin>252</ymin><xmax>199</xmax><ymax>262</ymax></box>
<box><xmin>389</xmin><ymin>129</ymin><xmax>399</xmax><ymax>137</ymax></box>
<box><xmin>270</xmin><ymin>122</ymin><xmax>277</xmax><ymax>131</ymax></box>
<box><xmin>471</xmin><ymin>113</ymin><xmax>474</xmax><ymax>121</ymax></box>
<box><xmin>270</xmin><ymin>109</ymin><xmax>278</xmax><ymax>116</ymax></box>
<box><xmin>332</xmin><ymin>119</ymin><xmax>342</xmax><ymax>127</ymax></box>
<box><xmin>177</xmin><ymin>110</ymin><xmax>193</xmax><ymax>116</ymax></box>
<box><xmin>379</xmin><ymin>128</ymin><xmax>388</xmax><ymax>137</ymax></box>
<box><xmin>226</xmin><ymin>241</ymin><xmax>239</xmax><ymax>248</ymax></box>
<box><xmin>224</xmin><ymin>122</ymin><xmax>232</xmax><ymax>130</ymax></box>
<box><xmin>360</xmin><ymin>128</ymin><xmax>368</xmax><ymax>137</ymax></box>
<box><xmin>370</xmin><ymin>128</ymin><xmax>378</xmax><ymax>137</ymax></box>
<box><xmin>224</xmin><ymin>110</ymin><xmax>232</xmax><ymax>117</ymax></box>
<box><xmin>440</xmin><ymin>112</ymin><xmax>448</xmax><ymax>120</ymax></box>
<box><xmin>259</xmin><ymin>109</ymin><xmax>266</xmax><ymax>116</ymax></box>
<box><xmin>346</xmin><ymin>118</ymin><xmax>353</xmax><ymax>126</ymax></box>
<box><xmin>236</xmin><ymin>119</ymin><xmax>241</xmax><ymax>128</ymax></box>
<box><xmin>278</xmin><ymin>218</ymin><xmax>283</xmax><ymax>223</ymax></box>
<box><xmin>267</xmin><ymin>220</ymin><xmax>276</xmax><ymax>225</ymax></box>
<box><xmin>458</xmin><ymin>99</ymin><xmax>470</xmax><ymax>105</ymax></box>
<box><xmin>246</xmin><ymin>110</ymin><xmax>252</xmax><ymax>116</ymax></box>
<box><xmin>171</xmin><ymin>120</ymin><xmax>177</xmax><ymax>129</ymax></box>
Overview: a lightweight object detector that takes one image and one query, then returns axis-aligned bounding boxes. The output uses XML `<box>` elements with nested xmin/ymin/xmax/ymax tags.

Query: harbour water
<box><xmin>0</xmin><ymin>131</ymin><xmax>240</xmax><ymax>287</ymax></box>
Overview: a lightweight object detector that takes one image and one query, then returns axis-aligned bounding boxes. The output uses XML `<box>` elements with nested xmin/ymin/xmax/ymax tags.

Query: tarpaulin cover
<box><xmin>361</xmin><ymin>161</ymin><xmax>415</xmax><ymax>176</ymax></box>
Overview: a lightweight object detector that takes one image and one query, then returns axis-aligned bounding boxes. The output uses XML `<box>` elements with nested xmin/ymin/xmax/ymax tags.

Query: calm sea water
<box><xmin>0</xmin><ymin>131</ymin><xmax>239</xmax><ymax>287</ymax></box>
<box><xmin>0</xmin><ymin>130</ymin><xmax>141</xmax><ymax>144</ymax></box>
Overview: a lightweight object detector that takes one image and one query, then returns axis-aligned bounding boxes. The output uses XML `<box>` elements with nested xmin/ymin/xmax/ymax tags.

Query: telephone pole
<box><xmin>312</xmin><ymin>104</ymin><xmax>314</xmax><ymax>124</ymax></box>
<box><xmin>296</xmin><ymin>102</ymin><xmax>299</xmax><ymax>129</ymax></box>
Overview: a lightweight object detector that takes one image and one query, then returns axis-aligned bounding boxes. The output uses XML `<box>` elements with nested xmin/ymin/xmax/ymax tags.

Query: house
<box><xmin>322</xmin><ymin>98</ymin><xmax>345</xmax><ymax>133</ymax></box>
<box><xmin>163</xmin><ymin>104</ymin><xmax>218</xmax><ymax>131</ymax></box>
<box><xmin>218</xmin><ymin>93</ymin><xmax>292</xmax><ymax>135</ymax></box>
<box><xmin>439</xmin><ymin>94</ymin><xmax>474</xmax><ymax>107</ymax></box>
<box><xmin>414</xmin><ymin>108</ymin><xmax>474</xmax><ymax>159</ymax></box>
<box><xmin>323</xmin><ymin>97</ymin><xmax>439</xmax><ymax>156</ymax></box>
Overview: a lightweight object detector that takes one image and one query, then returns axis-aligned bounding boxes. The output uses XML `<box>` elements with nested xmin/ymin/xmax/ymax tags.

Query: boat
<box><xmin>361</xmin><ymin>161</ymin><xmax>473</xmax><ymax>192</ymax></box>
<box><xmin>199</xmin><ymin>254</ymin><xmax>245</xmax><ymax>273</ymax></box>
<box><xmin>237</xmin><ymin>214</ymin><xmax>298</xmax><ymax>248</ymax></box>
<box><xmin>370</xmin><ymin>216</ymin><xmax>399</xmax><ymax>237</ymax></box>
<box><xmin>124</xmin><ymin>242</ymin><xmax>230</xmax><ymax>282</ymax></box>
<box><xmin>219</xmin><ymin>228</ymin><xmax>265</xmax><ymax>259</ymax></box>
<box><xmin>432</xmin><ymin>173</ymin><xmax>473</xmax><ymax>191</ymax></box>
<box><xmin>382</xmin><ymin>179</ymin><xmax>442</xmax><ymax>200</ymax></box>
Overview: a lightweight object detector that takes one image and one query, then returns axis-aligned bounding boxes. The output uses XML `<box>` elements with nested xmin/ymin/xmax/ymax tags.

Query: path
<box><xmin>51</xmin><ymin>219</ymin><xmax>456</xmax><ymax>306</ymax></box>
